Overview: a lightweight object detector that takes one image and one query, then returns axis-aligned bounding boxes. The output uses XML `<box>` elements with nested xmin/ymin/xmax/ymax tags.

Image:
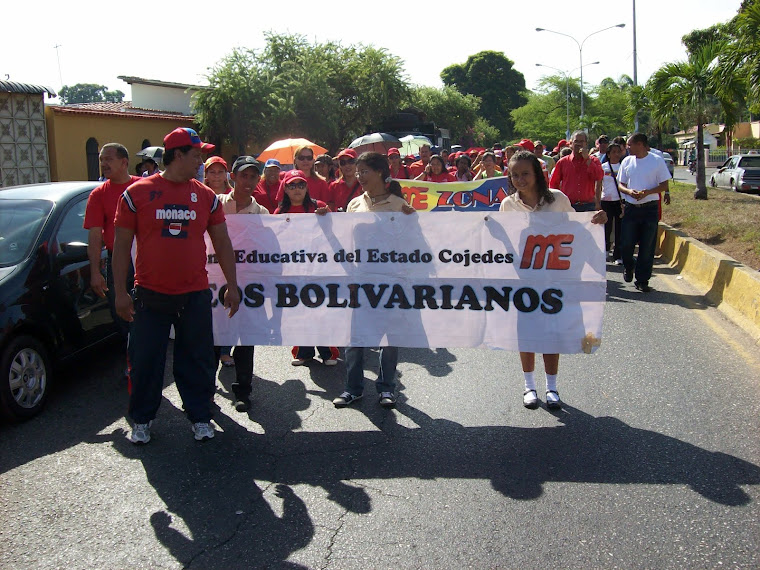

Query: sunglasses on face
<box><xmin>339</xmin><ymin>159</ymin><xmax>356</xmax><ymax>166</ymax></box>
<box><xmin>285</xmin><ymin>182</ymin><xmax>307</xmax><ymax>190</ymax></box>
<box><xmin>296</xmin><ymin>155</ymin><xmax>314</xmax><ymax>161</ymax></box>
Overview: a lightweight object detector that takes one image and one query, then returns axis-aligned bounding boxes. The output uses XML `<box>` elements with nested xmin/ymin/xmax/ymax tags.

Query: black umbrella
<box><xmin>348</xmin><ymin>133</ymin><xmax>401</xmax><ymax>154</ymax></box>
<box><xmin>136</xmin><ymin>146</ymin><xmax>164</xmax><ymax>162</ymax></box>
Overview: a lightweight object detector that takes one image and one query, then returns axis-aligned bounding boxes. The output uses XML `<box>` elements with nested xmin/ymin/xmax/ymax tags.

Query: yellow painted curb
<box><xmin>658</xmin><ymin>223</ymin><xmax>760</xmax><ymax>343</ymax></box>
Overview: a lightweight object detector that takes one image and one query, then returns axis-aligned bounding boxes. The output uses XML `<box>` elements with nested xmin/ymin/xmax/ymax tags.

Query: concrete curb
<box><xmin>657</xmin><ymin>222</ymin><xmax>760</xmax><ymax>344</ymax></box>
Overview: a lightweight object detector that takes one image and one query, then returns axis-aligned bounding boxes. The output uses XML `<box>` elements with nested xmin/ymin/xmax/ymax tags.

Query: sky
<box><xmin>1</xmin><ymin>0</ymin><xmax>742</xmax><ymax>103</ymax></box>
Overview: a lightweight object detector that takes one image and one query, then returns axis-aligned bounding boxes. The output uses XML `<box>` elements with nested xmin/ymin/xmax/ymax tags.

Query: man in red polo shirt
<box><xmin>549</xmin><ymin>130</ymin><xmax>603</xmax><ymax>212</ymax></box>
<box><xmin>83</xmin><ymin>143</ymin><xmax>141</xmax><ymax>338</ymax></box>
<box><xmin>407</xmin><ymin>144</ymin><xmax>432</xmax><ymax>178</ymax></box>
<box><xmin>113</xmin><ymin>127</ymin><xmax>240</xmax><ymax>445</ymax></box>
<box><xmin>328</xmin><ymin>149</ymin><xmax>362</xmax><ymax>211</ymax></box>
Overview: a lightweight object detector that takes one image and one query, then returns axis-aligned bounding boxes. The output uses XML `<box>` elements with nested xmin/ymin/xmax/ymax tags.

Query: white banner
<box><xmin>205</xmin><ymin>212</ymin><xmax>606</xmax><ymax>354</ymax></box>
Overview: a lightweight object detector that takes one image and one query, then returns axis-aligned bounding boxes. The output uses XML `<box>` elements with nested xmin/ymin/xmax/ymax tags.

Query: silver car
<box><xmin>649</xmin><ymin>149</ymin><xmax>674</xmax><ymax>177</ymax></box>
<box><xmin>710</xmin><ymin>154</ymin><xmax>760</xmax><ymax>193</ymax></box>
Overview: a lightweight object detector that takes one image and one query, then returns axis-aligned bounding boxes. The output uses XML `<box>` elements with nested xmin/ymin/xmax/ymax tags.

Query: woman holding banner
<box><xmin>500</xmin><ymin>151</ymin><xmax>606</xmax><ymax>410</ymax></box>
<box><xmin>275</xmin><ymin>170</ymin><xmax>340</xmax><ymax>367</ymax></box>
<box><xmin>332</xmin><ymin>152</ymin><xmax>416</xmax><ymax>410</ymax></box>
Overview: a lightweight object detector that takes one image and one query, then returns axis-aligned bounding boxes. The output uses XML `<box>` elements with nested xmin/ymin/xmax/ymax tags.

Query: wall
<box><xmin>0</xmin><ymin>92</ymin><xmax>50</xmax><ymax>187</ymax></box>
<box><xmin>131</xmin><ymin>84</ymin><xmax>197</xmax><ymax>115</ymax></box>
<box><xmin>45</xmin><ymin>109</ymin><xmax>194</xmax><ymax>181</ymax></box>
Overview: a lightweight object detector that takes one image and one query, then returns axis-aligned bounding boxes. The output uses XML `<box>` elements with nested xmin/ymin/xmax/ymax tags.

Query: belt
<box><xmin>572</xmin><ymin>201</ymin><xmax>595</xmax><ymax>206</ymax></box>
<box><xmin>624</xmin><ymin>200</ymin><xmax>658</xmax><ymax>208</ymax></box>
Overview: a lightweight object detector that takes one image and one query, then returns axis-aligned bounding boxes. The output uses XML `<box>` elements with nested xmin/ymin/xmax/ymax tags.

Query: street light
<box><xmin>536</xmin><ymin>62</ymin><xmax>599</xmax><ymax>140</ymax></box>
<box><xmin>536</xmin><ymin>23</ymin><xmax>625</xmax><ymax>123</ymax></box>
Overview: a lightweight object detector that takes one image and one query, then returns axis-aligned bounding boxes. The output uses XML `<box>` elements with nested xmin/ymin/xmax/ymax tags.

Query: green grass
<box><xmin>663</xmin><ymin>181</ymin><xmax>760</xmax><ymax>269</ymax></box>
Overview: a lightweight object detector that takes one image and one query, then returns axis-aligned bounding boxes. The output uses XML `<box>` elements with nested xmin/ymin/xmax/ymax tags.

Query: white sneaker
<box><xmin>291</xmin><ymin>358</ymin><xmax>308</xmax><ymax>366</ymax></box>
<box><xmin>128</xmin><ymin>422</ymin><xmax>151</xmax><ymax>444</ymax></box>
<box><xmin>192</xmin><ymin>422</ymin><xmax>215</xmax><ymax>441</ymax></box>
<box><xmin>322</xmin><ymin>358</ymin><xmax>338</xmax><ymax>366</ymax></box>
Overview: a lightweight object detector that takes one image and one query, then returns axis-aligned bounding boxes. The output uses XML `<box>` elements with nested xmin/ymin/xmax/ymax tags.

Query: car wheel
<box><xmin>0</xmin><ymin>336</ymin><xmax>51</xmax><ymax>421</ymax></box>
<box><xmin>709</xmin><ymin>176</ymin><xmax>717</xmax><ymax>188</ymax></box>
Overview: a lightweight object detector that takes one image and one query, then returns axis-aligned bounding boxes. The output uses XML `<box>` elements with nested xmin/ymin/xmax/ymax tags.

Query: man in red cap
<box><xmin>549</xmin><ymin>130</ymin><xmax>603</xmax><ymax>212</ymax></box>
<box><xmin>328</xmin><ymin>149</ymin><xmax>361</xmax><ymax>211</ymax></box>
<box><xmin>113</xmin><ymin>127</ymin><xmax>240</xmax><ymax>444</ymax></box>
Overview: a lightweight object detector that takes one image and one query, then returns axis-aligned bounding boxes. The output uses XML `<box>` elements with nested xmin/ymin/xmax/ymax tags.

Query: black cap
<box><xmin>231</xmin><ymin>156</ymin><xmax>262</xmax><ymax>174</ymax></box>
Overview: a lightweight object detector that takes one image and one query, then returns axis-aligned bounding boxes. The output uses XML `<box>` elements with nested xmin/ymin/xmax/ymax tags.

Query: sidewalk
<box><xmin>658</xmin><ymin>223</ymin><xmax>760</xmax><ymax>344</ymax></box>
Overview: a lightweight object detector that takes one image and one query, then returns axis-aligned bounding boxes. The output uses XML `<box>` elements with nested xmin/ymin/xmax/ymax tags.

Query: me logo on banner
<box><xmin>520</xmin><ymin>234</ymin><xmax>574</xmax><ymax>270</ymax></box>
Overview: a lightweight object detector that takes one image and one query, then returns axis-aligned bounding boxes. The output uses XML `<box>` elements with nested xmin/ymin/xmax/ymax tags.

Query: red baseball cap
<box><xmin>335</xmin><ymin>149</ymin><xmax>358</xmax><ymax>161</ymax></box>
<box><xmin>163</xmin><ymin>128</ymin><xmax>215</xmax><ymax>152</ymax></box>
<box><xmin>557</xmin><ymin>139</ymin><xmax>568</xmax><ymax>147</ymax></box>
<box><xmin>283</xmin><ymin>170</ymin><xmax>308</xmax><ymax>185</ymax></box>
<box><xmin>517</xmin><ymin>139</ymin><xmax>535</xmax><ymax>153</ymax></box>
<box><xmin>387</xmin><ymin>147</ymin><xmax>401</xmax><ymax>157</ymax></box>
<box><xmin>204</xmin><ymin>156</ymin><xmax>228</xmax><ymax>171</ymax></box>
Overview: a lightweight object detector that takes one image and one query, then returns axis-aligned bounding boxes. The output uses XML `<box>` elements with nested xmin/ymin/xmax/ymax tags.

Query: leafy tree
<box><xmin>682</xmin><ymin>23</ymin><xmax>732</xmax><ymax>55</ymax></box>
<box><xmin>194</xmin><ymin>33</ymin><xmax>409</xmax><ymax>154</ymax></box>
<box><xmin>405</xmin><ymin>86</ymin><xmax>486</xmax><ymax>146</ymax></box>
<box><xmin>511</xmin><ymin>75</ymin><xmax>582</xmax><ymax>144</ymax></box>
<box><xmin>193</xmin><ymin>48</ymin><xmax>282</xmax><ymax>154</ymax></box>
<box><xmin>59</xmin><ymin>83</ymin><xmax>124</xmax><ymax>105</ymax></box>
<box><xmin>647</xmin><ymin>42</ymin><xmax>742</xmax><ymax>199</ymax></box>
<box><xmin>441</xmin><ymin>51</ymin><xmax>527</xmax><ymax>139</ymax></box>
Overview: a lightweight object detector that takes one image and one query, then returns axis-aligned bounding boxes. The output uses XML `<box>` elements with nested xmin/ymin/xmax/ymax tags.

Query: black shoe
<box><xmin>623</xmin><ymin>268</ymin><xmax>634</xmax><ymax>282</ymax></box>
<box><xmin>233</xmin><ymin>398</ymin><xmax>250</xmax><ymax>412</ymax></box>
<box><xmin>634</xmin><ymin>281</ymin><xmax>652</xmax><ymax>293</ymax></box>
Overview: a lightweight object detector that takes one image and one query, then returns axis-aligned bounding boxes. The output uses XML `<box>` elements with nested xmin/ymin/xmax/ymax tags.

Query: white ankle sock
<box><xmin>523</xmin><ymin>371</ymin><xmax>536</xmax><ymax>391</ymax></box>
<box><xmin>546</xmin><ymin>374</ymin><xmax>558</xmax><ymax>393</ymax></box>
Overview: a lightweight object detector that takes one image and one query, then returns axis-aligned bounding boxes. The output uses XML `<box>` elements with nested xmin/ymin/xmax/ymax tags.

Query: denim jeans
<box><xmin>345</xmin><ymin>346</ymin><xmax>398</xmax><ymax>396</ymax></box>
<box><xmin>105</xmin><ymin>251</ymin><xmax>134</xmax><ymax>340</ymax></box>
<box><xmin>572</xmin><ymin>202</ymin><xmax>597</xmax><ymax>212</ymax></box>
<box><xmin>620</xmin><ymin>201</ymin><xmax>660</xmax><ymax>284</ymax></box>
<box><xmin>128</xmin><ymin>288</ymin><xmax>216</xmax><ymax>424</ymax></box>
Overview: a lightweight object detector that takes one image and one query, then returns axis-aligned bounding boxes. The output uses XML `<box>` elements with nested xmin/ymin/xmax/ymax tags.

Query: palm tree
<box><xmin>719</xmin><ymin>1</ymin><xmax>760</xmax><ymax>112</ymax></box>
<box><xmin>647</xmin><ymin>42</ymin><xmax>741</xmax><ymax>199</ymax></box>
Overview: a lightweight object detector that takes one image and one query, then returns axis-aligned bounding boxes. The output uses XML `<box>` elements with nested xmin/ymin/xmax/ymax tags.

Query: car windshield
<box><xmin>738</xmin><ymin>156</ymin><xmax>760</xmax><ymax>168</ymax></box>
<box><xmin>0</xmin><ymin>199</ymin><xmax>53</xmax><ymax>267</ymax></box>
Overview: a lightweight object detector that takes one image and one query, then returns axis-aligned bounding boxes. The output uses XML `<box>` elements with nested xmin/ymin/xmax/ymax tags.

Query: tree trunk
<box><xmin>694</xmin><ymin>119</ymin><xmax>708</xmax><ymax>199</ymax></box>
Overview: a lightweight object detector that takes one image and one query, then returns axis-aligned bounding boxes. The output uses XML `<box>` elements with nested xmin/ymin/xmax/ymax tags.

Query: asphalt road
<box><xmin>2</xmin><ymin>264</ymin><xmax>759</xmax><ymax>569</ymax></box>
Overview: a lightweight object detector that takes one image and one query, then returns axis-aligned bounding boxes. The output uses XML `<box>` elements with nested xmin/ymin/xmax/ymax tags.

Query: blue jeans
<box><xmin>620</xmin><ymin>201</ymin><xmax>659</xmax><ymax>284</ymax></box>
<box><xmin>345</xmin><ymin>346</ymin><xmax>398</xmax><ymax>396</ymax></box>
<box><xmin>572</xmin><ymin>202</ymin><xmax>597</xmax><ymax>212</ymax></box>
<box><xmin>128</xmin><ymin>288</ymin><xmax>216</xmax><ymax>424</ymax></box>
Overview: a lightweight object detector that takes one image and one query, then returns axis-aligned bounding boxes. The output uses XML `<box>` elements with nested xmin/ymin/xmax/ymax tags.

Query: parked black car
<box><xmin>0</xmin><ymin>182</ymin><xmax>118</xmax><ymax>421</ymax></box>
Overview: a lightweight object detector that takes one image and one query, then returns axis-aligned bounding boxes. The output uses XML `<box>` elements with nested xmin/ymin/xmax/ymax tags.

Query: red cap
<box><xmin>557</xmin><ymin>139</ymin><xmax>568</xmax><ymax>147</ymax></box>
<box><xmin>283</xmin><ymin>170</ymin><xmax>308</xmax><ymax>185</ymax></box>
<box><xmin>164</xmin><ymin>128</ymin><xmax>215</xmax><ymax>152</ymax></box>
<box><xmin>204</xmin><ymin>156</ymin><xmax>228</xmax><ymax>171</ymax></box>
<box><xmin>387</xmin><ymin>147</ymin><xmax>400</xmax><ymax>157</ymax></box>
<box><xmin>335</xmin><ymin>148</ymin><xmax>358</xmax><ymax>160</ymax></box>
<box><xmin>517</xmin><ymin>139</ymin><xmax>535</xmax><ymax>153</ymax></box>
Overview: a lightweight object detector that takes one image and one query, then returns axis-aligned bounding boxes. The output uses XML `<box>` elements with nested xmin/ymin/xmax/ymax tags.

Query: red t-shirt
<box><xmin>114</xmin><ymin>175</ymin><xmax>226</xmax><ymax>295</ymax></box>
<box><xmin>390</xmin><ymin>165</ymin><xmax>409</xmax><ymax>179</ymax></box>
<box><xmin>549</xmin><ymin>154</ymin><xmax>604</xmax><ymax>204</ymax></box>
<box><xmin>273</xmin><ymin>200</ymin><xmax>327</xmax><ymax>214</ymax></box>
<box><xmin>254</xmin><ymin>180</ymin><xmax>280</xmax><ymax>213</ymax></box>
<box><xmin>276</xmin><ymin>175</ymin><xmax>329</xmax><ymax>203</ymax></box>
<box><xmin>83</xmin><ymin>176</ymin><xmax>141</xmax><ymax>251</ymax></box>
<box><xmin>426</xmin><ymin>171</ymin><xmax>456</xmax><ymax>183</ymax></box>
<box><xmin>408</xmin><ymin>160</ymin><xmax>427</xmax><ymax>179</ymax></box>
<box><xmin>328</xmin><ymin>178</ymin><xmax>362</xmax><ymax>211</ymax></box>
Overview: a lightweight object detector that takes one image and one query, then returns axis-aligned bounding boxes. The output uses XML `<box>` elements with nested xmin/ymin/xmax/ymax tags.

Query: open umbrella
<box><xmin>136</xmin><ymin>146</ymin><xmax>164</xmax><ymax>163</ymax></box>
<box><xmin>256</xmin><ymin>138</ymin><xmax>327</xmax><ymax>165</ymax></box>
<box><xmin>398</xmin><ymin>135</ymin><xmax>432</xmax><ymax>157</ymax></box>
<box><xmin>348</xmin><ymin>132</ymin><xmax>401</xmax><ymax>155</ymax></box>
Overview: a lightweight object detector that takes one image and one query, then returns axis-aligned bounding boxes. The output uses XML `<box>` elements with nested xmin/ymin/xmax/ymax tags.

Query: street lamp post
<box><xmin>536</xmin><ymin>62</ymin><xmax>600</xmax><ymax>141</ymax></box>
<box><xmin>536</xmin><ymin>23</ymin><xmax>625</xmax><ymax>124</ymax></box>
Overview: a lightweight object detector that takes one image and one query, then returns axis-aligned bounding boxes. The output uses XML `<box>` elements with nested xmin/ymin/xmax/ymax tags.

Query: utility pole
<box><xmin>53</xmin><ymin>44</ymin><xmax>64</xmax><ymax>90</ymax></box>
<box><xmin>633</xmin><ymin>0</ymin><xmax>640</xmax><ymax>132</ymax></box>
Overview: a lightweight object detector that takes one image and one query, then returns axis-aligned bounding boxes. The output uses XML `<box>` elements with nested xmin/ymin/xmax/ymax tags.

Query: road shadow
<box><xmin>97</xmin><ymin>394</ymin><xmax>760</xmax><ymax>569</ymax></box>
